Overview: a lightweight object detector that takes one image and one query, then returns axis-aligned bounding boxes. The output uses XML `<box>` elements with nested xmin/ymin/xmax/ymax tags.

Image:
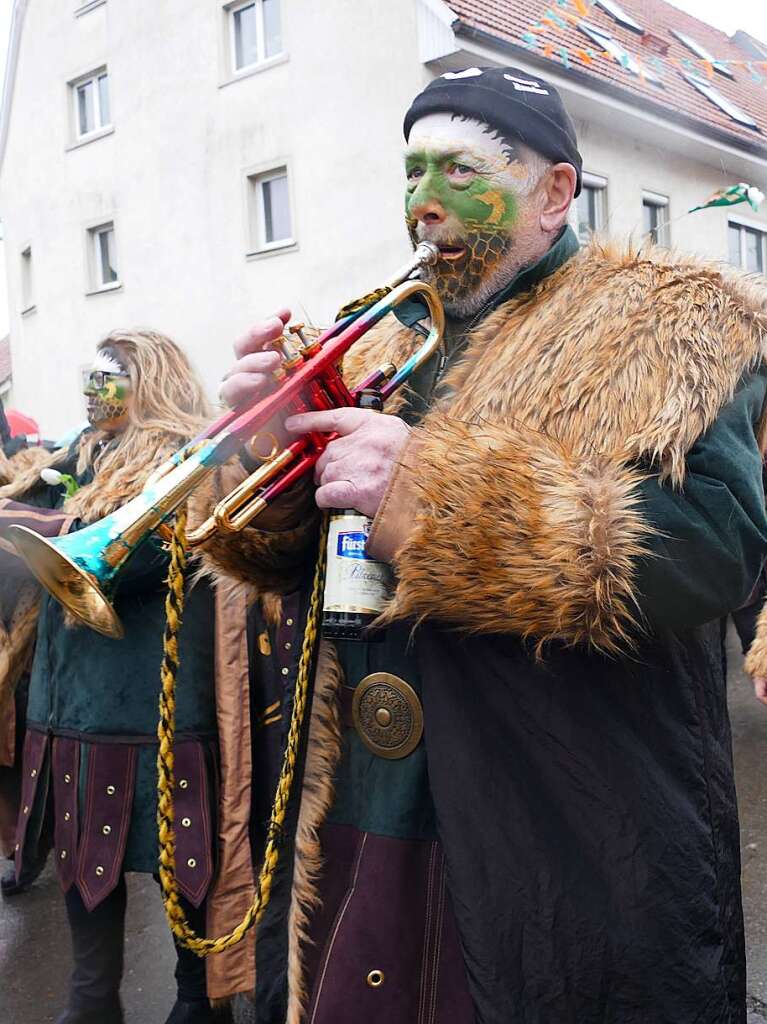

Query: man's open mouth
<box><xmin>436</xmin><ymin>244</ymin><xmax>467</xmax><ymax>262</ymax></box>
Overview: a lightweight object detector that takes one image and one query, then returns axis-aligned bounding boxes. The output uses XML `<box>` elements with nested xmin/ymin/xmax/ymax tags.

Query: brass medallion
<box><xmin>352</xmin><ymin>673</ymin><xmax>423</xmax><ymax>760</ymax></box>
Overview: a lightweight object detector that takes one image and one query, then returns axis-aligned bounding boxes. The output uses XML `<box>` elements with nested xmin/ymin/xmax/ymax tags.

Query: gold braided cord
<box><xmin>156</xmin><ymin>508</ymin><xmax>329</xmax><ymax>956</ymax></box>
<box><xmin>335</xmin><ymin>285</ymin><xmax>392</xmax><ymax>321</ymax></box>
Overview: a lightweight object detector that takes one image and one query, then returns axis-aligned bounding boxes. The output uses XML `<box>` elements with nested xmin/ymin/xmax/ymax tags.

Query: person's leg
<box><xmin>57</xmin><ymin>876</ymin><xmax>126</xmax><ymax>1024</ymax></box>
<box><xmin>163</xmin><ymin>890</ymin><xmax>232</xmax><ymax>1024</ymax></box>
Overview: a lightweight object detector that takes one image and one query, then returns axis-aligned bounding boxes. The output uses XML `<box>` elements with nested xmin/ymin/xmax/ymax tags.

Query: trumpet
<box><xmin>6</xmin><ymin>243</ymin><xmax>444</xmax><ymax>638</ymax></box>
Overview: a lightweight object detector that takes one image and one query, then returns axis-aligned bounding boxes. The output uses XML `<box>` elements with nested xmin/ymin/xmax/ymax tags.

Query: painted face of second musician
<box><xmin>83</xmin><ymin>349</ymin><xmax>133</xmax><ymax>433</ymax></box>
<box><xmin>405</xmin><ymin>113</ymin><xmax>540</xmax><ymax>316</ymax></box>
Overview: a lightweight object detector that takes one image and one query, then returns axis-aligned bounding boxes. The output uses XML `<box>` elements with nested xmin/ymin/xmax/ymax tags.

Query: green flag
<box><xmin>690</xmin><ymin>182</ymin><xmax>765</xmax><ymax>214</ymax></box>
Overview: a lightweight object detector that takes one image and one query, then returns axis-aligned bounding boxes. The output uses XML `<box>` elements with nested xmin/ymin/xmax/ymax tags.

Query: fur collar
<box><xmin>345</xmin><ymin>239</ymin><xmax>767</xmax><ymax>483</ymax></box>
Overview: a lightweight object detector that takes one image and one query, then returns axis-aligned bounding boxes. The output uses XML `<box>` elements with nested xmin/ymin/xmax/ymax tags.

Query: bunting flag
<box><xmin>520</xmin><ymin>0</ymin><xmax>767</xmax><ymax>100</ymax></box>
<box><xmin>689</xmin><ymin>183</ymin><xmax>766</xmax><ymax>214</ymax></box>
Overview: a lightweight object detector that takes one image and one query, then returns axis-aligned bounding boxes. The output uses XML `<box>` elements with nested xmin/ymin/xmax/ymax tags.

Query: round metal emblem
<box><xmin>352</xmin><ymin>673</ymin><xmax>423</xmax><ymax>760</ymax></box>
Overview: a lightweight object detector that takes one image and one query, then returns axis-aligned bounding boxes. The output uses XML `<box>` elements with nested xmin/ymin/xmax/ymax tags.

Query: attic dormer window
<box><xmin>593</xmin><ymin>0</ymin><xmax>644</xmax><ymax>34</ymax></box>
<box><xmin>684</xmin><ymin>73</ymin><xmax>759</xmax><ymax>129</ymax></box>
<box><xmin>672</xmin><ymin>29</ymin><xmax>734</xmax><ymax>79</ymax></box>
<box><xmin>579</xmin><ymin>23</ymin><xmax>663</xmax><ymax>85</ymax></box>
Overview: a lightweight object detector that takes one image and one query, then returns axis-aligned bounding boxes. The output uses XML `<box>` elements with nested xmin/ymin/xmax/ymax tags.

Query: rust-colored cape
<box><xmin>195</xmin><ymin>239</ymin><xmax>767</xmax><ymax>1014</ymax></box>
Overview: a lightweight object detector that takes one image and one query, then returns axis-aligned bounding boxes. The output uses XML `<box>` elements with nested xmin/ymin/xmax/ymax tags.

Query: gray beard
<box><xmin>438</xmin><ymin>252</ymin><xmax>526</xmax><ymax>318</ymax></box>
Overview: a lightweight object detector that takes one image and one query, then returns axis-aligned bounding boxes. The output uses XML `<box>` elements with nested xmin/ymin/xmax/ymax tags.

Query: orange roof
<box><xmin>446</xmin><ymin>0</ymin><xmax>767</xmax><ymax>155</ymax></box>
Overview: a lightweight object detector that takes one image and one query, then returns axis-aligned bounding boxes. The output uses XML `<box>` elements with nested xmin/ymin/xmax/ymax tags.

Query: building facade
<box><xmin>2</xmin><ymin>0</ymin><xmax>767</xmax><ymax>436</ymax></box>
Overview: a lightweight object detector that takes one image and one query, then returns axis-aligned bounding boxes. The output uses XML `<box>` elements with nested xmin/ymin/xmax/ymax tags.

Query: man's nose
<box><xmin>409</xmin><ymin>197</ymin><xmax>447</xmax><ymax>225</ymax></box>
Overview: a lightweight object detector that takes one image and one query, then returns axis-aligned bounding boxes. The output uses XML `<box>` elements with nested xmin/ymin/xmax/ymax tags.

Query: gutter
<box><xmin>455</xmin><ymin>22</ymin><xmax>767</xmax><ymax>165</ymax></box>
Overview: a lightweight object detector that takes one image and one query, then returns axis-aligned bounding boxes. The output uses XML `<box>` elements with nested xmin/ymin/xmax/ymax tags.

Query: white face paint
<box><xmin>405</xmin><ymin>112</ymin><xmax>530</xmax><ymax>196</ymax></box>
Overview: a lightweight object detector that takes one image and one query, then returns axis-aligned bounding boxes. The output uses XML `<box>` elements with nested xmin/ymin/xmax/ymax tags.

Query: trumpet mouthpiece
<box><xmin>414</xmin><ymin>241</ymin><xmax>440</xmax><ymax>267</ymax></box>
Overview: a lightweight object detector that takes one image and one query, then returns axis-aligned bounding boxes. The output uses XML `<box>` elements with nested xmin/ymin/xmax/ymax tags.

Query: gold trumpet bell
<box><xmin>7</xmin><ymin>526</ymin><xmax>124</xmax><ymax>639</ymax></box>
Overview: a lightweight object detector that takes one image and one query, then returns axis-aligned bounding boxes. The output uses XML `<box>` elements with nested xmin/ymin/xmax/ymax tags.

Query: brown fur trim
<box><xmin>379</xmin><ymin>416</ymin><xmax>651</xmax><ymax>652</ymax></box>
<box><xmin>745</xmin><ymin>601</ymin><xmax>767</xmax><ymax>679</ymax></box>
<box><xmin>438</xmin><ymin>241</ymin><xmax>767</xmax><ymax>485</ymax></box>
<box><xmin>286</xmin><ymin>641</ymin><xmax>343</xmax><ymax>1023</ymax></box>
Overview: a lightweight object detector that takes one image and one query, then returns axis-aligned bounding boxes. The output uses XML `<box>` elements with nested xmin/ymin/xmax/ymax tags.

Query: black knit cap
<box><xmin>403</xmin><ymin>66</ymin><xmax>582</xmax><ymax>196</ymax></box>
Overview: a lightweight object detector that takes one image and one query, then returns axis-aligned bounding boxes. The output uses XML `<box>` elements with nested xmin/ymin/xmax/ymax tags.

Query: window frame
<box><xmin>245</xmin><ymin>162</ymin><xmax>296</xmax><ymax>257</ymax></box>
<box><xmin>578</xmin><ymin>23</ymin><xmax>663</xmax><ymax>86</ymax></box>
<box><xmin>577</xmin><ymin>172</ymin><xmax>608</xmax><ymax>243</ymax></box>
<box><xmin>728</xmin><ymin>218</ymin><xmax>767</xmax><ymax>274</ymax></box>
<box><xmin>641</xmin><ymin>191</ymin><xmax>670</xmax><ymax>247</ymax></box>
<box><xmin>683</xmin><ymin>73</ymin><xmax>758</xmax><ymax>130</ymax></box>
<box><xmin>228</xmin><ymin>0</ymin><xmax>283</xmax><ymax>76</ymax></box>
<box><xmin>671</xmin><ymin>29</ymin><xmax>734</xmax><ymax>79</ymax></box>
<box><xmin>86</xmin><ymin>221</ymin><xmax>121</xmax><ymax>294</ymax></box>
<box><xmin>71</xmin><ymin>67</ymin><xmax>111</xmax><ymax>141</ymax></box>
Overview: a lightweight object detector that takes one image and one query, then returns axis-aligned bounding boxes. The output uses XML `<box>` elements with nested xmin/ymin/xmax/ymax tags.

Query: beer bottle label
<box><xmin>323</xmin><ymin>512</ymin><xmax>393</xmax><ymax>615</ymax></box>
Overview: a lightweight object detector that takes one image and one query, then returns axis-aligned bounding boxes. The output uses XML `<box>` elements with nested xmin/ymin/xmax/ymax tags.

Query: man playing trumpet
<box><xmin>207</xmin><ymin>68</ymin><xmax>767</xmax><ymax>1023</ymax></box>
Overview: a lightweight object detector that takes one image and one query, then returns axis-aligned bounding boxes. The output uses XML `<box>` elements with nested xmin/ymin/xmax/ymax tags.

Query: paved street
<box><xmin>0</xmin><ymin>625</ymin><xmax>765</xmax><ymax>1023</ymax></box>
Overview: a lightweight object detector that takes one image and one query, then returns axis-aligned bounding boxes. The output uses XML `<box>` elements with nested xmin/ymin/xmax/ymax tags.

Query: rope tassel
<box><xmin>156</xmin><ymin>507</ymin><xmax>329</xmax><ymax>955</ymax></box>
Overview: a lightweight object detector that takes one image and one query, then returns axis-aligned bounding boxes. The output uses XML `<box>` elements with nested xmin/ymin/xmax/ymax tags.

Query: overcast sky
<box><xmin>0</xmin><ymin>1</ymin><xmax>765</xmax><ymax>106</ymax></box>
<box><xmin>668</xmin><ymin>0</ymin><xmax>767</xmax><ymax>40</ymax></box>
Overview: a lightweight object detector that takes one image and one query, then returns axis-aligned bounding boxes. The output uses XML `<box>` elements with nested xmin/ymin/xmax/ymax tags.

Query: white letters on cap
<box><xmin>503</xmin><ymin>74</ymin><xmax>549</xmax><ymax>95</ymax></box>
<box><xmin>442</xmin><ymin>67</ymin><xmax>483</xmax><ymax>79</ymax></box>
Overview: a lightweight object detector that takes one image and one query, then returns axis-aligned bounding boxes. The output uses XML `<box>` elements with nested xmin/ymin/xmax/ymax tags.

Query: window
<box><xmin>593</xmin><ymin>0</ymin><xmax>644</xmax><ymax>34</ymax></box>
<box><xmin>73</xmin><ymin>69</ymin><xmax>111</xmax><ymax>139</ymax></box>
<box><xmin>247</xmin><ymin>166</ymin><xmax>294</xmax><ymax>252</ymax></box>
<box><xmin>642</xmin><ymin>192</ymin><xmax>670</xmax><ymax>246</ymax></box>
<box><xmin>579</xmin><ymin>23</ymin><xmax>663</xmax><ymax>85</ymax></box>
<box><xmin>671</xmin><ymin>29</ymin><xmax>733</xmax><ymax>78</ymax></box>
<box><xmin>88</xmin><ymin>222</ymin><xmax>119</xmax><ymax>290</ymax></box>
<box><xmin>20</xmin><ymin>246</ymin><xmax>34</xmax><ymax>311</ymax></box>
<box><xmin>230</xmin><ymin>0</ymin><xmax>282</xmax><ymax>73</ymax></box>
<box><xmin>683</xmin><ymin>73</ymin><xmax>758</xmax><ymax>130</ymax></box>
<box><xmin>577</xmin><ymin>174</ymin><xmax>608</xmax><ymax>242</ymax></box>
<box><xmin>729</xmin><ymin>221</ymin><xmax>766</xmax><ymax>273</ymax></box>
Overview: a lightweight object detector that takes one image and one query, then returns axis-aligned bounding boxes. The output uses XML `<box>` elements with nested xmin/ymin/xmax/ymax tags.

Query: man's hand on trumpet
<box><xmin>220</xmin><ymin>310</ymin><xmax>411</xmax><ymax>518</ymax></box>
<box><xmin>286</xmin><ymin>408</ymin><xmax>410</xmax><ymax>517</ymax></box>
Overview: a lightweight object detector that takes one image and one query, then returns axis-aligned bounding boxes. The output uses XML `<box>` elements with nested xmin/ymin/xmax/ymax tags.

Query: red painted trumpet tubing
<box><xmin>219</xmin><ymin>312</ymin><xmax>385</xmax><ymax>458</ymax></box>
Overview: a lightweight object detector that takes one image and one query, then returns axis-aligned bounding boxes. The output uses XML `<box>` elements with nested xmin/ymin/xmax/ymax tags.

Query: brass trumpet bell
<box><xmin>8</xmin><ymin>525</ymin><xmax>124</xmax><ymax>638</ymax></box>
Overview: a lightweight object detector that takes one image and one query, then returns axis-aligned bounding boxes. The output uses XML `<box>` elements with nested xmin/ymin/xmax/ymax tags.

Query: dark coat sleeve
<box><xmin>635</xmin><ymin>368</ymin><xmax>767</xmax><ymax>631</ymax></box>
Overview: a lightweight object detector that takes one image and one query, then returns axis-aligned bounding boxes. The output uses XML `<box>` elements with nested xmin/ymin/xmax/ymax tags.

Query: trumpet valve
<box><xmin>289</xmin><ymin>322</ymin><xmax>322</xmax><ymax>358</ymax></box>
<box><xmin>279</xmin><ymin>334</ymin><xmax>304</xmax><ymax>371</ymax></box>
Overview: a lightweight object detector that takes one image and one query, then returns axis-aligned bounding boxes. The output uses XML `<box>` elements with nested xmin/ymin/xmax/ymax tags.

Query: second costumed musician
<box><xmin>203</xmin><ymin>69</ymin><xmax>767</xmax><ymax>1022</ymax></box>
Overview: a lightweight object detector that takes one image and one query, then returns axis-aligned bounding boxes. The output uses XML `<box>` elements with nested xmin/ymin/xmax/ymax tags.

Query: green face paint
<box><xmin>404</xmin><ymin>114</ymin><xmax>534</xmax><ymax>311</ymax></box>
<box><xmin>83</xmin><ymin>365</ymin><xmax>132</xmax><ymax>430</ymax></box>
<box><xmin>404</xmin><ymin>151</ymin><xmax>520</xmax><ymax>230</ymax></box>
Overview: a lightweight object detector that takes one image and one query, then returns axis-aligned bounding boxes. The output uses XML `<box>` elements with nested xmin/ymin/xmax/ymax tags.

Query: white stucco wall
<box><xmin>2</xmin><ymin>0</ymin><xmax>767</xmax><ymax>436</ymax></box>
<box><xmin>0</xmin><ymin>0</ymin><xmax>430</xmax><ymax>436</ymax></box>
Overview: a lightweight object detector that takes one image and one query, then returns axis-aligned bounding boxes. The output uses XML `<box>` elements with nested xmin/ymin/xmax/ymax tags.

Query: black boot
<box><xmin>59</xmin><ymin>878</ymin><xmax>126</xmax><ymax>1024</ymax></box>
<box><xmin>1</xmin><ymin>848</ymin><xmax>48</xmax><ymax>897</ymax></box>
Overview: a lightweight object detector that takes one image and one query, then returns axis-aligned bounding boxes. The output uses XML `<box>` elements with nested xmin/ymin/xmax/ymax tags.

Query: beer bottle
<box><xmin>321</xmin><ymin>509</ymin><xmax>393</xmax><ymax>641</ymax></box>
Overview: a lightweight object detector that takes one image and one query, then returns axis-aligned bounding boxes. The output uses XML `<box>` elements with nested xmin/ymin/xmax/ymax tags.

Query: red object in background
<box><xmin>5</xmin><ymin>409</ymin><xmax>40</xmax><ymax>439</ymax></box>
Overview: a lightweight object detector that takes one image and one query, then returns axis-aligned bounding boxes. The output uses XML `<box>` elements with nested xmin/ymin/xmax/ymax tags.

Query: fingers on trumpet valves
<box><xmin>233</xmin><ymin>310</ymin><xmax>291</xmax><ymax>359</ymax></box>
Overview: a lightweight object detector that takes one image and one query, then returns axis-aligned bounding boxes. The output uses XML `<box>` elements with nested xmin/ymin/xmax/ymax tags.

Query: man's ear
<box><xmin>540</xmin><ymin>162</ymin><xmax>578</xmax><ymax>234</ymax></box>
